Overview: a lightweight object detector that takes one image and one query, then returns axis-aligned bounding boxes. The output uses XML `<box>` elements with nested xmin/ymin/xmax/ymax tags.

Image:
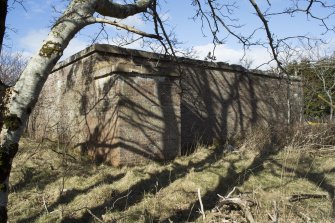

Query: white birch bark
<box><xmin>0</xmin><ymin>0</ymin><xmax>153</xmax><ymax>221</ymax></box>
<box><xmin>314</xmin><ymin>64</ymin><xmax>335</xmax><ymax>121</ymax></box>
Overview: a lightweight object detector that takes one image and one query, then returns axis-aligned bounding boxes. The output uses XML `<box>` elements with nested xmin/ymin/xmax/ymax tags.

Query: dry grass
<box><xmin>7</xmin><ymin>124</ymin><xmax>335</xmax><ymax>223</ymax></box>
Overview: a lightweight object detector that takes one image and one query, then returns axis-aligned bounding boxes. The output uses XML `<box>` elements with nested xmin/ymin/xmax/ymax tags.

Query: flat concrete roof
<box><xmin>53</xmin><ymin>44</ymin><xmax>300</xmax><ymax>81</ymax></box>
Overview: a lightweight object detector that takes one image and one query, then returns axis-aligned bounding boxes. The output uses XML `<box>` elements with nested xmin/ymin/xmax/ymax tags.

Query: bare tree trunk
<box><xmin>0</xmin><ymin>0</ymin><xmax>7</xmax><ymax>54</ymax></box>
<box><xmin>0</xmin><ymin>1</ymin><xmax>9</xmax><ymax>221</ymax></box>
<box><xmin>315</xmin><ymin>64</ymin><xmax>335</xmax><ymax>122</ymax></box>
<box><xmin>326</xmin><ymin>91</ymin><xmax>333</xmax><ymax>121</ymax></box>
<box><xmin>287</xmin><ymin>77</ymin><xmax>291</xmax><ymax>125</ymax></box>
<box><xmin>0</xmin><ymin>0</ymin><xmax>154</xmax><ymax>221</ymax></box>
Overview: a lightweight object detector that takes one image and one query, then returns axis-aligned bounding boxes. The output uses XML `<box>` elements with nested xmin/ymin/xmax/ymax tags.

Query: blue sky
<box><xmin>4</xmin><ymin>0</ymin><xmax>335</xmax><ymax>68</ymax></box>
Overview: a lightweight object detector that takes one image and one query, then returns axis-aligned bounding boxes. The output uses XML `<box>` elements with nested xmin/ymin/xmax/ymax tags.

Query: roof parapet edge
<box><xmin>51</xmin><ymin>44</ymin><xmax>301</xmax><ymax>81</ymax></box>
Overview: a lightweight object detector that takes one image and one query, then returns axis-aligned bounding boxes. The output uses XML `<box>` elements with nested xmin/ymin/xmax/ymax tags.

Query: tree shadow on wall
<box><xmin>76</xmin><ymin>67</ymin><xmax>181</xmax><ymax>164</ymax></box>
<box><xmin>180</xmin><ymin>66</ymin><xmax>283</xmax><ymax>154</ymax></box>
<box><xmin>31</xmin><ymin>49</ymin><xmax>288</xmax><ymax>164</ymax></box>
<box><xmin>24</xmin><ymin>52</ymin><xmax>299</xmax><ymax>222</ymax></box>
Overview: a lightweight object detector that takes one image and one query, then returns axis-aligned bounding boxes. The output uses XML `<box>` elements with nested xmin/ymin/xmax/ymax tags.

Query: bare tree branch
<box><xmin>89</xmin><ymin>17</ymin><xmax>162</xmax><ymax>40</ymax></box>
<box><xmin>95</xmin><ymin>0</ymin><xmax>154</xmax><ymax>19</ymax></box>
<box><xmin>248</xmin><ymin>0</ymin><xmax>284</xmax><ymax>71</ymax></box>
<box><xmin>264</xmin><ymin>0</ymin><xmax>335</xmax><ymax>34</ymax></box>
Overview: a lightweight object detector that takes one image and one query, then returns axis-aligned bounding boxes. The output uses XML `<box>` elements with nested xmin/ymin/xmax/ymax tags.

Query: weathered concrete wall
<box><xmin>28</xmin><ymin>44</ymin><xmax>302</xmax><ymax>165</ymax></box>
<box><xmin>181</xmin><ymin>63</ymin><xmax>302</xmax><ymax>151</ymax></box>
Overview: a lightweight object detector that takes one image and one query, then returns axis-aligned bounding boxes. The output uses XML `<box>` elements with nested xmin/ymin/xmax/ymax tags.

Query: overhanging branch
<box><xmin>248</xmin><ymin>0</ymin><xmax>286</xmax><ymax>72</ymax></box>
<box><xmin>90</xmin><ymin>17</ymin><xmax>162</xmax><ymax>40</ymax></box>
<box><xmin>95</xmin><ymin>0</ymin><xmax>154</xmax><ymax>19</ymax></box>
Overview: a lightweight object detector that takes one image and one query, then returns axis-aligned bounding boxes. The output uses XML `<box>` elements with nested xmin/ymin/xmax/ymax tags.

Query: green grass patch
<box><xmin>7</xmin><ymin>137</ymin><xmax>335</xmax><ymax>223</ymax></box>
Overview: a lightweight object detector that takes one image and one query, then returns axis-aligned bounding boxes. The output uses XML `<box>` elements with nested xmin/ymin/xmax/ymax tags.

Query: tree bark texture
<box><xmin>0</xmin><ymin>0</ymin><xmax>7</xmax><ymax>54</ymax></box>
<box><xmin>0</xmin><ymin>0</ymin><xmax>153</xmax><ymax>222</ymax></box>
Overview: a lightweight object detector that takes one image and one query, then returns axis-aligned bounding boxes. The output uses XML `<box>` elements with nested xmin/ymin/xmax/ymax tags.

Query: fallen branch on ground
<box><xmin>214</xmin><ymin>187</ymin><xmax>256</xmax><ymax>223</ymax></box>
<box><xmin>267</xmin><ymin>201</ymin><xmax>279</xmax><ymax>223</ymax></box>
<box><xmin>288</xmin><ymin>194</ymin><xmax>327</xmax><ymax>202</ymax></box>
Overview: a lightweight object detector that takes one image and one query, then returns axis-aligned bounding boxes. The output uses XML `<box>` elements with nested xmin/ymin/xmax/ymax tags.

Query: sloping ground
<box><xmin>8</xmin><ymin>130</ymin><xmax>335</xmax><ymax>223</ymax></box>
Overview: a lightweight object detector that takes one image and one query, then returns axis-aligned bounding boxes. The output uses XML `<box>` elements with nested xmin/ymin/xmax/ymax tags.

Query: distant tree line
<box><xmin>287</xmin><ymin>57</ymin><xmax>335</xmax><ymax>122</ymax></box>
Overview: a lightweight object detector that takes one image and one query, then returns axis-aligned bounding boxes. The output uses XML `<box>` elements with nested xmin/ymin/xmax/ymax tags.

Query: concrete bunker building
<box><xmin>28</xmin><ymin>44</ymin><xmax>302</xmax><ymax>166</ymax></box>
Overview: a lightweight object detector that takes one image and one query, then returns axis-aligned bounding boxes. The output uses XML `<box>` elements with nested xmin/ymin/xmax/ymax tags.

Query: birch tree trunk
<box><xmin>0</xmin><ymin>0</ymin><xmax>153</xmax><ymax>221</ymax></box>
<box><xmin>326</xmin><ymin>91</ymin><xmax>333</xmax><ymax>121</ymax></box>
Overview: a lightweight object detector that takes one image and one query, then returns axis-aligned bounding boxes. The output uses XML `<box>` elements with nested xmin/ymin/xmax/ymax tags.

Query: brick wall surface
<box><xmin>27</xmin><ymin>44</ymin><xmax>302</xmax><ymax>166</ymax></box>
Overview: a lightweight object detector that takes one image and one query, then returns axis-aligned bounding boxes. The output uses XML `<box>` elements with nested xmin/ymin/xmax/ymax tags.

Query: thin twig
<box><xmin>111</xmin><ymin>190</ymin><xmax>133</xmax><ymax>210</ymax></box>
<box><xmin>42</xmin><ymin>194</ymin><xmax>49</xmax><ymax>214</ymax></box>
<box><xmin>86</xmin><ymin>208</ymin><xmax>105</xmax><ymax>223</ymax></box>
<box><xmin>187</xmin><ymin>203</ymin><xmax>196</xmax><ymax>222</ymax></box>
<box><xmin>226</xmin><ymin>186</ymin><xmax>237</xmax><ymax>198</ymax></box>
<box><xmin>197</xmin><ymin>188</ymin><xmax>206</xmax><ymax>221</ymax></box>
<box><xmin>267</xmin><ymin>200</ymin><xmax>278</xmax><ymax>223</ymax></box>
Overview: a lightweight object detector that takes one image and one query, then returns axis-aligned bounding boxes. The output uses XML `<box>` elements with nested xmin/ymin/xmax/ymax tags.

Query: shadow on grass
<box><xmin>10</xmin><ymin>167</ymin><xmax>59</xmax><ymax>192</ymax></box>
<box><xmin>16</xmin><ymin>173</ymin><xmax>126</xmax><ymax>223</ymax></box>
<box><xmin>60</xmin><ymin>144</ymin><xmax>227</xmax><ymax>223</ymax></box>
<box><xmin>270</xmin><ymin>158</ymin><xmax>335</xmax><ymax>218</ymax></box>
<box><xmin>162</xmin><ymin>133</ymin><xmax>283</xmax><ymax>222</ymax></box>
<box><xmin>16</xmin><ymin>131</ymin><xmax>299</xmax><ymax>223</ymax></box>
